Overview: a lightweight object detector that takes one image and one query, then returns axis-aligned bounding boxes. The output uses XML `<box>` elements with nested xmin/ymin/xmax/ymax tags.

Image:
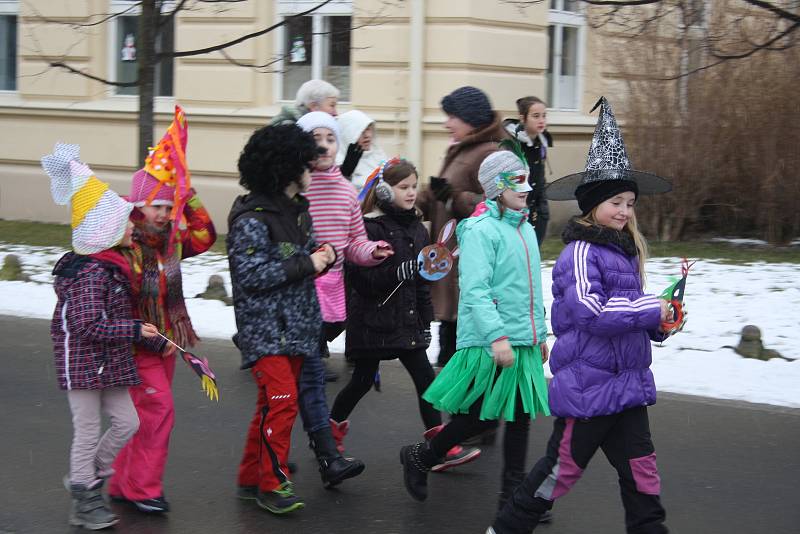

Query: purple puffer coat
<box><xmin>548</xmin><ymin>221</ymin><xmax>666</xmax><ymax>418</ymax></box>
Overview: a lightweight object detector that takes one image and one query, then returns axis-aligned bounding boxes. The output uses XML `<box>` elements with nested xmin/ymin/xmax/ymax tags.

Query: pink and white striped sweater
<box><xmin>305</xmin><ymin>166</ymin><xmax>386</xmax><ymax>322</ymax></box>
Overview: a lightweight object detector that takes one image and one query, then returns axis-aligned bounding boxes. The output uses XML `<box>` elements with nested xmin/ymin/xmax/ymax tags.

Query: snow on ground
<box><xmin>2</xmin><ymin>243</ymin><xmax>798</xmax><ymax>408</ymax></box>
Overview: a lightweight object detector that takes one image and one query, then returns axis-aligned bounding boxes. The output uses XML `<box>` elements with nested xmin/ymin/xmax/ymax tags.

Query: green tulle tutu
<box><xmin>423</xmin><ymin>345</ymin><xmax>550</xmax><ymax>422</ymax></box>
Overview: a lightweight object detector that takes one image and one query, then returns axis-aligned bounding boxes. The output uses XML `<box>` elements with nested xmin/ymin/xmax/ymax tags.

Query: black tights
<box><xmin>330</xmin><ymin>348</ymin><xmax>442</xmax><ymax>430</ymax></box>
<box><xmin>429</xmin><ymin>394</ymin><xmax>530</xmax><ymax>473</ymax></box>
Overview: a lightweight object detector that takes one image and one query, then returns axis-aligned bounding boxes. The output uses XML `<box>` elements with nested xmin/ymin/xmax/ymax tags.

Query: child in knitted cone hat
<box><xmin>109</xmin><ymin>105</ymin><xmax>217</xmax><ymax>514</ymax></box>
<box><xmin>400</xmin><ymin>145</ymin><xmax>550</xmax><ymax>511</ymax></box>
<box><xmin>42</xmin><ymin>143</ymin><xmax>165</xmax><ymax>530</ymax></box>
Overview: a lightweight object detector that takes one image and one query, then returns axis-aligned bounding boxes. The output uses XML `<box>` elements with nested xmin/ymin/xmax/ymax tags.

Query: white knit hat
<box><xmin>41</xmin><ymin>143</ymin><xmax>133</xmax><ymax>255</ymax></box>
<box><xmin>478</xmin><ymin>150</ymin><xmax>532</xmax><ymax>200</ymax></box>
<box><xmin>296</xmin><ymin>111</ymin><xmax>340</xmax><ymax>146</ymax></box>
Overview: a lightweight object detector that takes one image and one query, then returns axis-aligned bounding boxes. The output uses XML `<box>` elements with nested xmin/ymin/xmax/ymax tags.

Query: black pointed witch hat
<box><xmin>546</xmin><ymin>97</ymin><xmax>671</xmax><ymax>201</ymax></box>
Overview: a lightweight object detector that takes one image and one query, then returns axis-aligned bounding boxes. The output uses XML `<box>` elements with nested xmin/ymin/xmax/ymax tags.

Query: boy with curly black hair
<box><xmin>227</xmin><ymin>124</ymin><xmax>340</xmax><ymax>514</ymax></box>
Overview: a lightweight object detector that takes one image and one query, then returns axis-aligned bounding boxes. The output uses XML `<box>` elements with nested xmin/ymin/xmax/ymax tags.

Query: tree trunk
<box><xmin>137</xmin><ymin>0</ymin><xmax>157</xmax><ymax>164</ymax></box>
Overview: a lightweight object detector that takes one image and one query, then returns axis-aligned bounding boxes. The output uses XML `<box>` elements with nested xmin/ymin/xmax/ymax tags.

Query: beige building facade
<box><xmin>0</xmin><ymin>0</ymin><xmax>600</xmax><ymax>234</ymax></box>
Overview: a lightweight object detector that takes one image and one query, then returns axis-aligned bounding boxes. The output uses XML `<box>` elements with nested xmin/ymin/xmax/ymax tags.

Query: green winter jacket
<box><xmin>455</xmin><ymin>199</ymin><xmax>547</xmax><ymax>350</ymax></box>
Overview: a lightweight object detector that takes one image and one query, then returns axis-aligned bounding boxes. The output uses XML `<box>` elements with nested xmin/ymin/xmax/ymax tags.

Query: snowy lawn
<box><xmin>2</xmin><ymin>243</ymin><xmax>798</xmax><ymax>409</ymax></box>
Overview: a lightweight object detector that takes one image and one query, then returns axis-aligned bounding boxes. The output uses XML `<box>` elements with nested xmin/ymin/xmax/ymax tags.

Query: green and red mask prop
<box><xmin>658</xmin><ymin>258</ymin><xmax>695</xmax><ymax>336</ymax></box>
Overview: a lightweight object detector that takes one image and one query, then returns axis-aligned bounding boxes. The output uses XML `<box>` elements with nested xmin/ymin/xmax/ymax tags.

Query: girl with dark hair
<box><xmin>328</xmin><ymin>159</ymin><xmax>479</xmax><ymax>470</ymax></box>
<box><xmin>503</xmin><ymin>96</ymin><xmax>552</xmax><ymax>246</ymax></box>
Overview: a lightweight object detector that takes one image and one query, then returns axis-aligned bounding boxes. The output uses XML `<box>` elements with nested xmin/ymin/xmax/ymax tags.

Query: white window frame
<box><xmin>274</xmin><ymin>0</ymin><xmax>353</xmax><ymax>103</ymax></box>
<box><xmin>107</xmin><ymin>1</ymin><xmax>175</xmax><ymax>99</ymax></box>
<box><xmin>0</xmin><ymin>0</ymin><xmax>18</xmax><ymax>93</ymax></box>
<box><xmin>548</xmin><ymin>1</ymin><xmax>586</xmax><ymax>111</ymax></box>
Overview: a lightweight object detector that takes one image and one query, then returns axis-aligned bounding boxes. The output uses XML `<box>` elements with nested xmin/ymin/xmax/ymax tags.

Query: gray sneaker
<box><xmin>69</xmin><ymin>483</ymin><xmax>118</xmax><ymax>530</ymax></box>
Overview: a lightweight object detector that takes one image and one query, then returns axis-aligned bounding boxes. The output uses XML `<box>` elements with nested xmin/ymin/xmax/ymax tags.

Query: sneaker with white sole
<box><xmin>431</xmin><ymin>444</ymin><xmax>481</xmax><ymax>472</ymax></box>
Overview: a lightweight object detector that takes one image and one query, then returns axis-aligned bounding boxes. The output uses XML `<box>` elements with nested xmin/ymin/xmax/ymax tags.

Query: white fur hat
<box><xmin>297</xmin><ymin>111</ymin><xmax>340</xmax><ymax>146</ymax></box>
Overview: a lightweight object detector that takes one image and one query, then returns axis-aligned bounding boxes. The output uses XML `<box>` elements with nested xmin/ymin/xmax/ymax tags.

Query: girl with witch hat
<box><xmin>399</xmin><ymin>144</ymin><xmax>550</xmax><ymax>508</ymax></box>
<box><xmin>489</xmin><ymin>97</ymin><xmax>673</xmax><ymax>534</ymax></box>
<box><xmin>329</xmin><ymin>158</ymin><xmax>480</xmax><ymax>469</ymax></box>
<box><xmin>109</xmin><ymin>106</ymin><xmax>217</xmax><ymax>513</ymax></box>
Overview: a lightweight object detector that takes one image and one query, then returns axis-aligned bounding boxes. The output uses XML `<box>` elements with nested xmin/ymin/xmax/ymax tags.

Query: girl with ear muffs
<box><xmin>329</xmin><ymin>158</ymin><xmax>480</xmax><ymax>471</ymax></box>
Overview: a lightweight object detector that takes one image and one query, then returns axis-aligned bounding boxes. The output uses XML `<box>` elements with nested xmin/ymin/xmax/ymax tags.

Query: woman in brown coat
<box><xmin>418</xmin><ymin>86</ymin><xmax>508</xmax><ymax>367</ymax></box>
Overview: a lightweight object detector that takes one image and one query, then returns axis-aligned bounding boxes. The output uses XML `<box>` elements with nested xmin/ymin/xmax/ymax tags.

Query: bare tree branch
<box><xmin>47</xmin><ymin>62</ymin><xmax>139</xmax><ymax>87</ymax></box>
<box><xmin>741</xmin><ymin>0</ymin><xmax>800</xmax><ymax>24</ymax></box>
<box><xmin>162</xmin><ymin>0</ymin><xmax>334</xmax><ymax>59</ymax></box>
<box><xmin>26</xmin><ymin>2</ymin><xmax>140</xmax><ymax>28</ymax></box>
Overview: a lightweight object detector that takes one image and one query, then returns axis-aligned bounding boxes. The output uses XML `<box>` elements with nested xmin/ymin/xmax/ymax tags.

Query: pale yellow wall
<box><xmin>1</xmin><ymin>0</ymin><xmax>599</xmax><ymax>235</ymax></box>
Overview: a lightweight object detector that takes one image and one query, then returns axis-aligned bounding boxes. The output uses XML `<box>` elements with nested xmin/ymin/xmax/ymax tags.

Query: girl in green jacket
<box><xmin>400</xmin><ymin>148</ymin><xmax>550</xmax><ymax>511</ymax></box>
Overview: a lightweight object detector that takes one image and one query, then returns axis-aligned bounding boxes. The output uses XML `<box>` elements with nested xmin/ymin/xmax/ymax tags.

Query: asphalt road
<box><xmin>1</xmin><ymin>315</ymin><xmax>798</xmax><ymax>534</ymax></box>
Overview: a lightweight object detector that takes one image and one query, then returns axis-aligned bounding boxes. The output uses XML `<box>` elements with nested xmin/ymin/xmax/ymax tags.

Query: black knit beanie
<box><xmin>575</xmin><ymin>179</ymin><xmax>638</xmax><ymax>215</ymax></box>
<box><xmin>441</xmin><ymin>86</ymin><xmax>494</xmax><ymax>128</ymax></box>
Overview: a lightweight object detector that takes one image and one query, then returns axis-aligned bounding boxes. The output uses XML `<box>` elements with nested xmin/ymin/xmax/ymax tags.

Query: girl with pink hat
<box><xmin>108</xmin><ymin>106</ymin><xmax>217</xmax><ymax>514</ymax></box>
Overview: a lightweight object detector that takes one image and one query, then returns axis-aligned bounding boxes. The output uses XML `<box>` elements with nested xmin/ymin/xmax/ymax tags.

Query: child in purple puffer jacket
<box><xmin>490</xmin><ymin>97</ymin><xmax>675</xmax><ymax>534</ymax></box>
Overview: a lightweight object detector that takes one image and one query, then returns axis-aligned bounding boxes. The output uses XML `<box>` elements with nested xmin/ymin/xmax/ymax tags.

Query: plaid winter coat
<box><xmin>51</xmin><ymin>252</ymin><xmax>164</xmax><ymax>390</ymax></box>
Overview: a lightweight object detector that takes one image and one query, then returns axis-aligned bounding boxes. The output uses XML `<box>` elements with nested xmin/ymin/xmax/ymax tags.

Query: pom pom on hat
<box><xmin>441</xmin><ymin>86</ymin><xmax>494</xmax><ymax>128</ymax></box>
<box><xmin>41</xmin><ymin>143</ymin><xmax>132</xmax><ymax>255</ymax></box>
<box><xmin>296</xmin><ymin>111</ymin><xmax>340</xmax><ymax>146</ymax></box>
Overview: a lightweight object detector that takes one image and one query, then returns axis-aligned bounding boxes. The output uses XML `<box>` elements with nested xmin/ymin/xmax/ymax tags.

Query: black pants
<box><xmin>429</xmin><ymin>395</ymin><xmax>529</xmax><ymax>475</ymax></box>
<box><xmin>493</xmin><ymin>406</ymin><xmax>668</xmax><ymax>534</ymax></box>
<box><xmin>436</xmin><ymin>320</ymin><xmax>457</xmax><ymax>367</ymax></box>
<box><xmin>330</xmin><ymin>347</ymin><xmax>441</xmax><ymax>430</ymax></box>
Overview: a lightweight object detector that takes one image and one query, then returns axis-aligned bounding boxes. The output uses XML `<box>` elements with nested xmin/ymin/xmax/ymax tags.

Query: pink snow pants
<box><xmin>109</xmin><ymin>351</ymin><xmax>176</xmax><ymax>500</ymax></box>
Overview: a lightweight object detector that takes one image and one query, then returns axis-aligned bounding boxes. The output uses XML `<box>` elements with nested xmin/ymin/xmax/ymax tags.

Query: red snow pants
<box><xmin>238</xmin><ymin>355</ymin><xmax>303</xmax><ymax>492</ymax></box>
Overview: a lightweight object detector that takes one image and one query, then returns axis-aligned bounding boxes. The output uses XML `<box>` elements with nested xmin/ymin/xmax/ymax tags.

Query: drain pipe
<box><xmin>408</xmin><ymin>0</ymin><xmax>424</xmax><ymax>165</ymax></box>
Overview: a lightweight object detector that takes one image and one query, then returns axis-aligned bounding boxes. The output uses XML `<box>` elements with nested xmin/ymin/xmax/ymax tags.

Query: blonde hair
<box><xmin>577</xmin><ymin>209</ymin><xmax>649</xmax><ymax>287</ymax></box>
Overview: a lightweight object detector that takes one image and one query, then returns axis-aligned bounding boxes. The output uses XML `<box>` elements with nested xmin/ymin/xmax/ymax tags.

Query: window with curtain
<box><xmin>546</xmin><ymin>1</ymin><xmax>584</xmax><ymax>110</ymax></box>
<box><xmin>278</xmin><ymin>2</ymin><xmax>352</xmax><ymax>102</ymax></box>
<box><xmin>114</xmin><ymin>12</ymin><xmax>174</xmax><ymax>96</ymax></box>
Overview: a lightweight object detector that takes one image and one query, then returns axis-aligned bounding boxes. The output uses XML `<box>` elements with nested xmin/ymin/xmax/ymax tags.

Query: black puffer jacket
<box><xmin>226</xmin><ymin>192</ymin><xmax>323</xmax><ymax>369</ymax></box>
<box><xmin>345</xmin><ymin>205</ymin><xmax>434</xmax><ymax>357</ymax></box>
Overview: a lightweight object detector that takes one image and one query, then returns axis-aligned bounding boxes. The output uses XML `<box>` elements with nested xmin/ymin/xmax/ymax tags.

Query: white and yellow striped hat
<box><xmin>41</xmin><ymin>143</ymin><xmax>133</xmax><ymax>255</ymax></box>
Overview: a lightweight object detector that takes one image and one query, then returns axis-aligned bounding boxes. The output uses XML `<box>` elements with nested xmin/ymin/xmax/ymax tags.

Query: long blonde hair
<box><xmin>576</xmin><ymin>209</ymin><xmax>649</xmax><ymax>287</ymax></box>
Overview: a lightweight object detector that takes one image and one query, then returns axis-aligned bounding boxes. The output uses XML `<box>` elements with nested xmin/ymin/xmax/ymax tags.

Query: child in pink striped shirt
<box><xmin>296</xmin><ymin>111</ymin><xmax>393</xmax><ymax>449</ymax></box>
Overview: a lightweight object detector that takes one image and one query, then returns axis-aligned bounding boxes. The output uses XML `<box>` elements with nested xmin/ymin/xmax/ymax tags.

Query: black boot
<box><xmin>309</xmin><ymin>426</ymin><xmax>365</xmax><ymax>488</ymax></box>
<box><xmin>498</xmin><ymin>469</ymin><xmax>525</xmax><ymax>512</ymax></box>
<box><xmin>399</xmin><ymin>442</ymin><xmax>438</xmax><ymax>502</ymax></box>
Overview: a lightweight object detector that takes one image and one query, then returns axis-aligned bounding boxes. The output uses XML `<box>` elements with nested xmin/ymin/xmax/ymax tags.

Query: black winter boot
<box><xmin>497</xmin><ymin>469</ymin><xmax>553</xmax><ymax>524</ymax></box>
<box><xmin>399</xmin><ymin>442</ymin><xmax>438</xmax><ymax>502</ymax></box>
<box><xmin>309</xmin><ymin>426</ymin><xmax>365</xmax><ymax>488</ymax></box>
<box><xmin>498</xmin><ymin>469</ymin><xmax>525</xmax><ymax>512</ymax></box>
<box><xmin>70</xmin><ymin>481</ymin><xmax>118</xmax><ymax>530</ymax></box>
